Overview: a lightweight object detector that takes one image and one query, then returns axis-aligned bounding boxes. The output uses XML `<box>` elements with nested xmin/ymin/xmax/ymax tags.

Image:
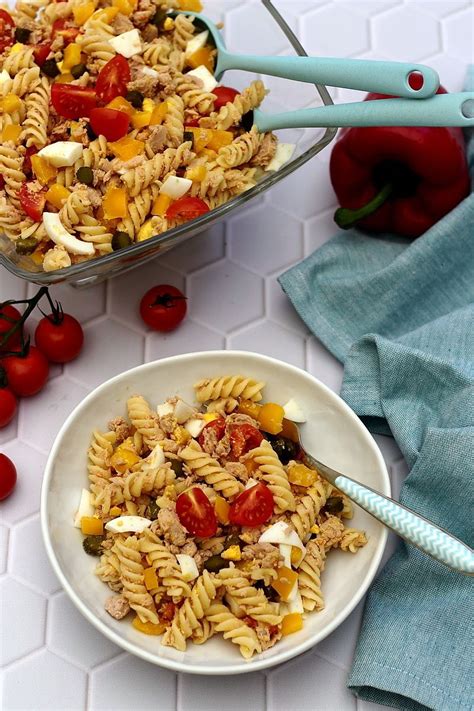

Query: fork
<box><xmin>283</xmin><ymin>420</ymin><xmax>474</xmax><ymax>575</ymax></box>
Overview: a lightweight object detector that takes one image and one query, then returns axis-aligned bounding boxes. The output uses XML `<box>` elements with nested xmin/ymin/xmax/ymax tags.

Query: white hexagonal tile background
<box><xmin>1</xmin><ymin>2</ymin><xmax>471</xmax><ymax>709</ymax></box>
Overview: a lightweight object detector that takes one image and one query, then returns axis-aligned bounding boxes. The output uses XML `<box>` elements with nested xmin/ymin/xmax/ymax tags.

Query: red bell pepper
<box><xmin>330</xmin><ymin>88</ymin><xmax>470</xmax><ymax>238</ymax></box>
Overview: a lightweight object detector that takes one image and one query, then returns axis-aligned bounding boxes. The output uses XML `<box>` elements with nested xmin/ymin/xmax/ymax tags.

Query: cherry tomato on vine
<box><xmin>0</xmin><ymin>453</ymin><xmax>16</xmax><ymax>500</ymax></box>
<box><xmin>2</xmin><ymin>346</ymin><xmax>49</xmax><ymax>397</ymax></box>
<box><xmin>0</xmin><ymin>304</ymin><xmax>22</xmax><ymax>353</ymax></box>
<box><xmin>212</xmin><ymin>86</ymin><xmax>239</xmax><ymax>110</ymax></box>
<box><xmin>229</xmin><ymin>423</ymin><xmax>263</xmax><ymax>458</ymax></box>
<box><xmin>35</xmin><ymin>312</ymin><xmax>84</xmax><ymax>364</ymax></box>
<box><xmin>198</xmin><ymin>416</ymin><xmax>226</xmax><ymax>447</ymax></box>
<box><xmin>228</xmin><ymin>482</ymin><xmax>274</xmax><ymax>527</ymax></box>
<box><xmin>96</xmin><ymin>55</ymin><xmax>131</xmax><ymax>104</ymax></box>
<box><xmin>139</xmin><ymin>285</ymin><xmax>187</xmax><ymax>332</ymax></box>
<box><xmin>0</xmin><ymin>388</ymin><xmax>17</xmax><ymax>428</ymax></box>
<box><xmin>176</xmin><ymin>487</ymin><xmax>217</xmax><ymax>537</ymax></box>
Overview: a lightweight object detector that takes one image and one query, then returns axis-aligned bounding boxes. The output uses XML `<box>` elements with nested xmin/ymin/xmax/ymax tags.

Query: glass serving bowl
<box><xmin>0</xmin><ymin>0</ymin><xmax>336</xmax><ymax>287</ymax></box>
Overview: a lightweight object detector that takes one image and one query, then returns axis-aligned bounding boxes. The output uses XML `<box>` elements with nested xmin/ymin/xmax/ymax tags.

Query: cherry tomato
<box><xmin>212</xmin><ymin>86</ymin><xmax>239</xmax><ymax>111</ymax></box>
<box><xmin>33</xmin><ymin>42</ymin><xmax>52</xmax><ymax>67</ymax></box>
<box><xmin>35</xmin><ymin>313</ymin><xmax>84</xmax><ymax>363</ymax></box>
<box><xmin>23</xmin><ymin>147</ymin><xmax>38</xmax><ymax>178</ymax></box>
<box><xmin>229</xmin><ymin>482</ymin><xmax>274</xmax><ymax>527</ymax></box>
<box><xmin>198</xmin><ymin>416</ymin><xmax>226</xmax><ymax>447</ymax></box>
<box><xmin>0</xmin><ymin>387</ymin><xmax>17</xmax><ymax>428</ymax></box>
<box><xmin>52</xmin><ymin>19</ymin><xmax>80</xmax><ymax>46</ymax></box>
<box><xmin>96</xmin><ymin>55</ymin><xmax>131</xmax><ymax>104</ymax></box>
<box><xmin>166</xmin><ymin>196</ymin><xmax>209</xmax><ymax>221</ymax></box>
<box><xmin>0</xmin><ymin>453</ymin><xmax>16</xmax><ymax>501</ymax></box>
<box><xmin>2</xmin><ymin>346</ymin><xmax>49</xmax><ymax>397</ymax></box>
<box><xmin>229</xmin><ymin>424</ymin><xmax>264</xmax><ymax>458</ymax></box>
<box><xmin>0</xmin><ymin>9</ymin><xmax>15</xmax><ymax>53</ymax></box>
<box><xmin>89</xmin><ymin>107</ymin><xmax>130</xmax><ymax>142</ymax></box>
<box><xmin>0</xmin><ymin>175</ymin><xmax>4</xmax><ymax>190</ymax></box>
<box><xmin>0</xmin><ymin>304</ymin><xmax>22</xmax><ymax>352</ymax></box>
<box><xmin>139</xmin><ymin>285</ymin><xmax>187</xmax><ymax>332</ymax></box>
<box><xmin>185</xmin><ymin>118</ymin><xmax>200</xmax><ymax>127</ymax></box>
<box><xmin>51</xmin><ymin>83</ymin><xmax>98</xmax><ymax>120</ymax></box>
<box><xmin>19</xmin><ymin>182</ymin><xmax>47</xmax><ymax>222</ymax></box>
<box><xmin>176</xmin><ymin>487</ymin><xmax>217</xmax><ymax>537</ymax></box>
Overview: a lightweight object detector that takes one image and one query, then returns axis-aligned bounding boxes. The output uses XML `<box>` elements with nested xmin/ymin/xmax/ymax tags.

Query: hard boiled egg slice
<box><xmin>185</xmin><ymin>65</ymin><xmax>218</xmax><ymax>92</ymax></box>
<box><xmin>109</xmin><ymin>29</ymin><xmax>142</xmax><ymax>58</ymax></box>
<box><xmin>282</xmin><ymin>398</ymin><xmax>306</xmax><ymax>423</ymax></box>
<box><xmin>105</xmin><ymin>516</ymin><xmax>152</xmax><ymax>534</ymax></box>
<box><xmin>174</xmin><ymin>398</ymin><xmax>196</xmax><ymax>424</ymax></box>
<box><xmin>259</xmin><ymin>521</ymin><xmax>306</xmax><ymax>564</ymax></box>
<box><xmin>43</xmin><ymin>213</ymin><xmax>95</xmax><ymax>256</ymax></box>
<box><xmin>143</xmin><ymin>443</ymin><xmax>165</xmax><ymax>470</ymax></box>
<box><xmin>157</xmin><ymin>402</ymin><xmax>174</xmax><ymax>417</ymax></box>
<box><xmin>176</xmin><ymin>554</ymin><xmax>199</xmax><ymax>582</ymax></box>
<box><xmin>265</xmin><ymin>143</ymin><xmax>295</xmax><ymax>172</ymax></box>
<box><xmin>74</xmin><ymin>489</ymin><xmax>94</xmax><ymax>528</ymax></box>
<box><xmin>160</xmin><ymin>175</ymin><xmax>192</xmax><ymax>200</ymax></box>
<box><xmin>184</xmin><ymin>418</ymin><xmax>206</xmax><ymax>438</ymax></box>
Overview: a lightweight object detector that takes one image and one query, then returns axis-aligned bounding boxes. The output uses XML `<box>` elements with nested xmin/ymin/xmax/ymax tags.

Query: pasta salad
<box><xmin>77</xmin><ymin>375</ymin><xmax>367</xmax><ymax>658</ymax></box>
<box><xmin>0</xmin><ymin>0</ymin><xmax>281</xmax><ymax>272</ymax></box>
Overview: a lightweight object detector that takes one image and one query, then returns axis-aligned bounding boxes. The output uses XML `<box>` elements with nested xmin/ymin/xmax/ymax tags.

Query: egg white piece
<box><xmin>74</xmin><ymin>489</ymin><xmax>94</xmax><ymax>528</ymax></box>
<box><xmin>282</xmin><ymin>398</ymin><xmax>306</xmax><ymax>423</ymax></box>
<box><xmin>259</xmin><ymin>521</ymin><xmax>306</xmax><ymax>563</ymax></box>
<box><xmin>142</xmin><ymin>443</ymin><xmax>165</xmax><ymax>470</ymax></box>
<box><xmin>244</xmin><ymin>478</ymin><xmax>259</xmax><ymax>490</ymax></box>
<box><xmin>38</xmin><ymin>141</ymin><xmax>84</xmax><ymax>167</ymax></box>
<box><xmin>109</xmin><ymin>29</ymin><xmax>142</xmax><ymax>58</ymax></box>
<box><xmin>0</xmin><ymin>69</ymin><xmax>11</xmax><ymax>89</ymax></box>
<box><xmin>157</xmin><ymin>402</ymin><xmax>174</xmax><ymax>417</ymax></box>
<box><xmin>176</xmin><ymin>554</ymin><xmax>199</xmax><ymax>582</ymax></box>
<box><xmin>265</xmin><ymin>143</ymin><xmax>295</xmax><ymax>172</ymax></box>
<box><xmin>105</xmin><ymin>516</ymin><xmax>152</xmax><ymax>534</ymax></box>
<box><xmin>185</xmin><ymin>65</ymin><xmax>218</xmax><ymax>92</ymax></box>
<box><xmin>173</xmin><ymin>398</ymin><xmax>196</xmax><ymax>423</ymax></box>
<box><xmin>185</xmin><ymin>418</ymin><xmax>206</xmax><ymax>438</ymax></box>
<box><xmin>185</xmin><ymin>30</ymin><xmax>209</xmax><ymax>58</ymax></box>
<box><xmin>43</xmin><ymin>213</ymin><xmax>95</xmax><ymax>256</ymax></box>
<box><xmin>160</xmin><ymin>175</ymin><xmax>192</xmax><ymax>200</ymax></box>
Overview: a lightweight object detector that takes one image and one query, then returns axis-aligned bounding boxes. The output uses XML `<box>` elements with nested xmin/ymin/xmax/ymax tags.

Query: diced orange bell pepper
<box><xmin>200</xmin><ymin>148</ymin><xmax>217</xmax><ymax>159</ymax></box>
<box><xmin>207</xmin><ymin>129</ymin><xmax>233</xmax><ymax>152</ymax></box>
<box><xmin>151</xmin><ymin>193</ymin><xmax>172</xmax><ymax>217</ymax></box>
<box><xmin>2</xmin><ymin>124</ymin><xmax>21</xmax><ymax>143</ymax></box>
<box><xmin>187</xmin><ymin>46</ymin><xmax>214</xmax><ymax>73</ymax></box>
<box><xmin>281</xmin><ymin>613</ymin><xmax>303</xmax><ymax>636</ymax></box>
<box><xmin>132</xmin><ymin>616</ymin><xmax>167</xmax><ymax>635</ymax></box>
<box><xmin>257</xmin><ymin>403</ymin><xmax>285</xmax><ymax>435</ymax></box>
<box><xmin>186</xmin><ymin>127</ymin><xmax>213</xmax><ymax>153</ymax></box>
<box><xmin>150</xmin><ymin>101</ymin><xmax>168</xmax><ymax>126</ymax></box>
<box><xmin>81</xmin><ymin>517</ymin><xmax>104</xmax><ymax>535</ymax></box>
<box><xmin>244</xmin><ymin>459</ymin><xmax>259</xmax><ymax>476</ymax></box>
<box><xmin>45</xmin><ymin>184</ymin><xmax>71</xmax><ymax>209</ymax></box>
<box><xmin>178</xmin><ymin>0</ymin><xmax>203</xmax><ymax>11</ymax></box>
<box><xmin>31</xmin><ymin>155</ymin><xmax>58</xmax><ymax>185</ymax></box>
<box><xmin>107</xmin><ymin>96</ymin><xmax>135</xmax><ymax>116</ymax></box>
<box><xmin>214</xmin><ymin>495</ymin><xmax>230</xmax><ymax>525</ymax></box>
<box><xmin>108</xmin><ymin>136</ymin><xmax>145</xmax><ymax>162</ymax></box>
<box><xmin>287</xmin><ymin>463</ymin><xmax>317</xmax><ymax>488</ymax></box>
<box><xmin>185</xmin><ymin>165</ymin><xmax>207</xmax><ymax>182</ymax></box>
<box><xmin>103</xmin><ymin>185</ymin><xmax>128</xmax><ymax>220</ymax></box>
<box><xmin>73</xmin><ymin>2</ymin><xmax>96</xmax><ymax>25</ymax></box>
<box><xmin>280</xmin><ymin>417</ymin><xmax>299</xmax><ymax>442</ymax></box>
<box><xmin>291</xmin><ymin>546</ymin><xmax>303</xmax><ymax>566</ymax></box>
<box><xmin>238</xmin><ymin>399</ymin><xmax>261</xmax><ymax>419</ymax></box>
<box><xmin>143</xmin><ymin>567</ymin><xmax>159</xmax><ymax>591</ymax></box>
<box><xmin>271</xmin><ymin>566</ymin><xmax>298</xmax><ymax>601</ymax></box>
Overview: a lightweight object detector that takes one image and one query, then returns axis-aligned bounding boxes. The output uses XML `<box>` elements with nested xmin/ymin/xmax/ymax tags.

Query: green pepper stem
<box><xmin>334</xmin><ymin>183</ymin><xmax>393</xmax><ymax>230</ymax></box>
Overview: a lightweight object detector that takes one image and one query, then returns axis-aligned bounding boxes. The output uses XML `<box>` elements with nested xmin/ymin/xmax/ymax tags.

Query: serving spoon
<box><xmin>282</xmin><ymin>419</ymin><xmax>474</xmax><ymax>575</ymax></box>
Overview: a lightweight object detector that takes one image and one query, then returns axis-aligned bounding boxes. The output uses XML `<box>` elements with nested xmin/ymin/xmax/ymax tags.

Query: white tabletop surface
<box><xmin>1</xmin><ymin>1</ymin><xmax>472</xmax><ymax>709</ymax></box>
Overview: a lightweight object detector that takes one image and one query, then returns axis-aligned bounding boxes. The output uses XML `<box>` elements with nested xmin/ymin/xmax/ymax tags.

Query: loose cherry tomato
<box><xmin>89</xmin><ymin>107</ymin><xmax>130</xmax><ymax>142</ymax></box>
<box><xmin>23</xmin><ymin>147</ymin><xmax>38</xmax><ymax>178</ymax></box>
<box><xmin>2</xmin><ymin>346</ymin><xmax>49</xmax><ymax>397</ymax></box>
<box><xmin>229</xmin><ymin>482</ymin><xmax>274</xmax><ymax>527</ymax></box>
<box><xmin>35</xmin><ymin>312</ymin><xmax>84</xmax><ymax>363</ymax></box>
<box><xmin>0</xmin><ymin>304</ymin><xmax>22</xmax><ymax>352</ymax></box>
<box><xmin>229</xmin><ymin>424</ymin><xmax>263</xmax><ymax>458</ymax></box>
<box><xmin>166</xmin><ymin>197</ymin><xmax>209</xmax><ymax>221</ymax></box>
<box><xmin>51</xmin><ymin>83</ymin><xmax>98</xmax><ymax>119</ymax></box>
<box><xmin>33</xmin><ymin>42</ymin><xmax>52</xmax><ymax>67</ymax></box>
<box><xmin>52</xmin><ymin>19</ymin><xmax>80</xmax><ymax>46</ymax></box>
<box><xmin>0</xmin><ymin>9</ymin><xmax>15</xmax><ymax>53</ymax></box>
<box><xmin>176</xmin><ymin>487</ymin><xmax>217</xmax><ymax>537</ymax></box>
<box><xmin>0</xmin><ymin>387</ymin><xmax>17</xmax><ymax>428</ymax></box>
<box><xmin>139</xmin><ymin>284</ymin><xmax>187</xmax><ymax>332</ymax></box>
<box><xmin>212</xmin><ymin>86</ymin><xmax>239</xmax><ymax>111</ymax></box>
<box><xmin>0</xmin><ymin>453</ymin><xmax>16</xmax><ymax>501</ymax></box>
<box><xmin>198</xmin><ymin>416</ymin><xmax>226</xmax><ymax>447</ymax></box>
<box><xmin>19</xmin><ymin>182</ymin><xmax>47</xmax><ymax>222</ymax></box>
<box><xmin>96</xmin><ymin>55</ymin><xmax>131</xmax><ymax>104</ymax></box>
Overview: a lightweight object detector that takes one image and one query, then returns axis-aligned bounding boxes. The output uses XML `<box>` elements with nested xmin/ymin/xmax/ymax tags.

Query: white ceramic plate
<box><xmin>41</xmin><ymin>351</ymin><xmax>390</xmax><ymax>675</ymax></box>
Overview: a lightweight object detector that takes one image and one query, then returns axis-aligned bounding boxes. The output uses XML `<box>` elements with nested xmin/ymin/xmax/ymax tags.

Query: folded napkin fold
<box><xmin>278</xmin><ymin>69</ymin><xmax>474</xmax><ymax>711</ymax></box>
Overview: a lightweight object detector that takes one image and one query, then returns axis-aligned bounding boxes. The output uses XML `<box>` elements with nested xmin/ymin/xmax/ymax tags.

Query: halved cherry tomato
<box><xmin>0</xmin><ymin>387</ymin><xmax>17</xmax><ymax>428</ymax></box>
<box><xmin>19</xmin><ymin>183</ymin><xmax>47</xmax><ymax>222</ymax></box>
<box><xmin>0</xmin><ymin>453</ymin><xmax>16</xmax><ymax>501</ymax></box>
<box><xmin>176</xmin><ymin>487</ymin><xmax>217</xmax><ymax>537</ymax></box>
<box><xmin>51</xmin><ymin>83</ymin><xmax>98</xmax><ymax>119</ymax></box>
<box><xmin>23</xmin><ymin>147</ymin><xmax>38</xmax><ymax>178</ymax></box>
<box><xmin>166</xmin><ymin>196</ymin><xmax>209</xmax><ymax>221</ymax></box>
<box><xmin>198</xmin><ymin>416</ymin><xmax>226</xmax><ymax>447</ymax></box>
<box><xmin>52</xmin><ymin>19</ymin><xmax>80</xmax><ymax>46</ymax></box>
<box><xmin>0</xmin><ymin>304</ymin><xmax>22</xmax><ymax>352</ymax></box>
<box><xmin>96</xmin><ymin>55</ymin><xmax>131</xmax><ymax>104</ymax></box>
<box><xmin>33</xmin><ymin>43</ymin><xmax>52</xmax><ymax>67</ymax></box>
<box><xmin>229</xmin><ymin>482</ymin><xmax>273</xmax><ymax>527</ymax></box>
<box><xmin>90</xmin><ymin>107</ymin><xmax>130</xmax><ymax>142</ymax></box>
<box><xmin>212</xmin><ymin>86</ymin><xmax>239</xmax><ymax>111</ymax></box>
<box><xmin>0</xmin><ymin>9</ymin><xmax>15</xmax><ymax>53</ymax></box>
<box><xmin>229</xmin><ymin>424</ymin><xmax>263</xmax><ymax>458</ymax></box>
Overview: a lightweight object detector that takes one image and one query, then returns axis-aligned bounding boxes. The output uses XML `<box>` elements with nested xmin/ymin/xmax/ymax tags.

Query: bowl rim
<box><xmin>40</xmin><ymin>351</ymin><xmax>390</xmax><ymax>675</ymax></box>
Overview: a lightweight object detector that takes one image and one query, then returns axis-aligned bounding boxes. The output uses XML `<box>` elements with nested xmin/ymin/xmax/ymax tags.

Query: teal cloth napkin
<box><xmin>278</xmin><ymin>69</ymin><xmax>474</xmax><ymax>711</ymax></box>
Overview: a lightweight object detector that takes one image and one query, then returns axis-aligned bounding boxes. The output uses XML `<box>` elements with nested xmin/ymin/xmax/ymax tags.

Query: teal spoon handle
<box><xmin>254</xmin><ymin>92</ymin><xmax>474</xmax><ymax>129</ymax></box>
<box><xmin>219</xmin><ymin>53</ymin><xmax>439</xmax><ymax>99</ymax></box>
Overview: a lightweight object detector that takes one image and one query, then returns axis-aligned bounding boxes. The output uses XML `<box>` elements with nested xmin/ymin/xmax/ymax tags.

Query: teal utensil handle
<box><xmin>254</xmin><ymin>92</ymin><xmax>474</xmax><ymax>130</ymax></box>
<box><xmin>335</xmin><ymin>476</ymin><xmax>474</xmax><ymax>574</ymax></box>
<box><xmin>219</xmin><ymin>53</ymin><xmax>439</xmax><ymax>99</ymax></box>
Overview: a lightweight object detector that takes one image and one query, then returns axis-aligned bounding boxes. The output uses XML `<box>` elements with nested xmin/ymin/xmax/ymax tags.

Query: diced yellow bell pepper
<box><xmin>151</xmin><ymin>193</ymin><xmax>172</xmax><ymax>217</ymax></box>
<box><xmin>186</xmin><ymin>127</ymin><xmax>213</xmax><ymax>153</ymax></box>
<box><xmin>131</xmin><ymin>110</ymin><xmax>152</xmax><ymax>130</ymax></box>
<box><xmin>109</xmin><ymin>506</ymin><xmax>122</xmax><ymax>517</ymax></box>
<box><xmin>309</xmin><ymin>524</ymin><xmax>320</xmax><ymax>535</ymax></box>
<box><xmin>163</xmin><ymin>17</ymin><xmax>174</xmax><ymax>31</ymax></box>
<box><xmin>73</xmin><ymin>2</ymin><xmax>96</xmax><ymax>25</ymax></box>
<box><xmin>150</xmin><ymin>101</ymin><xmax>168</xmax><ymax>126</ymax></box>
<box><xmin>1</xmin><ymin>124</ymin><xmax>21</xmax><ymax>143</ymax></box>
<box><xmin>55</xmin><ymin>73</ymin><xmax>74</xmax><ymax>84</ymax></box>
<box><xmin>81</xmin><ymin>517</ymin><xmax>104</xmax><ymax>535</ymax></box>
<box><xmin>132</xmin><ymin>616</ymin><xmax>166</xmax><ymax>635</ymax></box>
<box><xmin>185</xmin><ymin>165</ymin><xmax>207</xmax><ymax>182</ymax></box>
<box><xmin>173</xmin><ymin>426</ymin><xmax>191</xmax><ymax>446</ymax></box>
<box><xmin>203</xmin><ymin>412</ymin><xmax>219</xmax><ymax>423</ymax></box>
<box><xmin>108</xmin><ymin>136</ymin><xmax>145</xmax><ymax>162</ymax></box>
<box><xmin>103</xmin><ymin>185</ymin><xmax>128</xmax><ymax>220</ymax></box>
<box><xmin>221</xmin><ymin>545</ymin><xmax>241</xmax><ymax>561</ymax></box>
<box><xmin>94</xmin><ymin>6</ymin><xmax>119</xmax><ymax>22</ymax></box>
<box><xmin>214</xmin><ymin>495</ymin><xmax>230</xmax><ymax>525</ymax></box>
<box><xmin>110</xmin><ymin>437</ymin><xmax>140</xmax><ymax>473</ymax></box>
<box><xmin>112</xmin><ymin>0</ymin><xmax>134</xmax><ymax>15</ymax></box>
<box><xmin>187</xmin><ymin>46</ymin><xmax>214</xmax><ymax>73</ymax></box>
<box><xmin>45</xmin><ymin>184</ymin><xmax>71</xmax><ymax>209</ymax></box>
<box><xmin>136</xmin><ymin>217</ymin><xmax>155</xmax><ymax>241</ymax></box>
<box><xmin>62</xmin><ymin>43</ymin><xmax>82</xmax><ymax>71</ymax></box>
<box><xmin>2</xmin><ymin>94</ymin><xmax>22</xmax><ymax>114</ymax></box>
<box><xmin>257</xmin><ymin>403</ymin><xmax>285</xmax><ymax>435</ymax></box>
<box><xmin>200</xmin><ymin>148</ymin><xmax>217</xmax><ymax>159</ymax></box>
<box><xmin>107</xmin><ymin>96</ymin><xmax>134</xmax><ymax>116</ymax></box>
<box><xmin>287</xmin><ymin>463</ymin><xmax>317</xmax><ymax>488</ymax></box>
<box><xmin>9</xmin><ymin>43</ymin><xmax>24</xmax><ymax>55</ymax></box>
<box><xmin>140</xmin><ymin>99</ymin><xmax>155</xmax><ymax>116</ymax></box>
<box><xmin>238</xmin><ymin>399</ymin><xmax>261</xmax><ymax>419</ymax></box>
<box><xmin>281</xmin><ymin>612</ymin><xmax>303</xmax><ymax>636</ymax></box>
<box><xmin>271</xmin><ymin>566</ymin><xmax>298</xmax><ymax>602</ymax></box>
<box><xmin>144</xmin><ymin>566</ymin><xmax>159</xmax><ymax>591</ymax></box>
<box><xmin>207</xmin><ymin>129</ymin><xmax>233</xmax><ymax>152</ymax></box>
<box><xmin>178</xmin><ymin>0</ymin><xmax>203</xmax><ymax>11</ymax></box>
<box><xmin>31</xmin><ymin>155</ymin><xmax>58</xmax><ymax>185</ymax></box>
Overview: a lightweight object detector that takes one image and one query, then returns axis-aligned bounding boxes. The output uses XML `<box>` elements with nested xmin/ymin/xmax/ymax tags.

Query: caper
<box><xmin>112</xmin><ymin>231</ymin><xmax>132</xmax><ymax>251</ymax></box>
<box><xmin>86</xmin><ymin>123</ymin><xmax>97</xmax><ymax>141</ymax></box>
<box><xmin>224</xmin><ymin>533</ymin><xmax>241</xmax><ymax>549</ymax></box>
<box><xmin>82</xmin><ymin>535</ymin><xmax>105</xmax><ymax>556</ymax></box>
<box><xmin>126</xmin><ymin>90</ymin><xmax>144</xmax><ymax>109</ymax></box>
<box><xmin>183</xmin><ymin>130</ymin><xmax>194</xmax><ymax>147</ymax></box>
<box><xmin>241</xmin><ymin>110</ymin><xmax>254</xmax><ymax>132</ymax></box>
<box><xmin>71</xmin><ymin>63</ymin><xmax>87</xmax><ymax>80</ymax></box>
<box><xmin>41</xmin><ymin>59</ymin><xmax>60</xmax><ymax>78</ymax></box>
<box><xmin>147</xmin><ymin>499</ymin><xmax>160</xmax><ymax>520</ymax></box>
<box><xmin>15</xmin><ymin>237</ymin><xmax>38</xmax><ymax>255</ymax></box>
<box><xmin>169</xmin><ymin>459</ymin><xmax>184</xmax><ymax>476</ymax></box>
<box><xmin>324</xmin><ymin>496</ymin><xmax>344</xmax><ymax>515</ymax></box>
<box><xmin>151</xmin><ymin>8</ymin><xmax>167</xmax><ymax>27</ymax></box>
<box><xmin>268</xmin><ymin>436</ymin><xmax>299</xmax><ymax>465</ymax></box>
<box><xmin>76</xmin><ymin>166</ymin><xmax>94</xmax><ymax>186</ymax></box>
<box><xmin>14</xmin><ymin>27</ymin><xmax>31</xmax><ymax>43</ymax></box>
<box><xmin>203</xmin><ymin>555</ymin><xmax>228</xmax><ymax>573</ymax></box>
